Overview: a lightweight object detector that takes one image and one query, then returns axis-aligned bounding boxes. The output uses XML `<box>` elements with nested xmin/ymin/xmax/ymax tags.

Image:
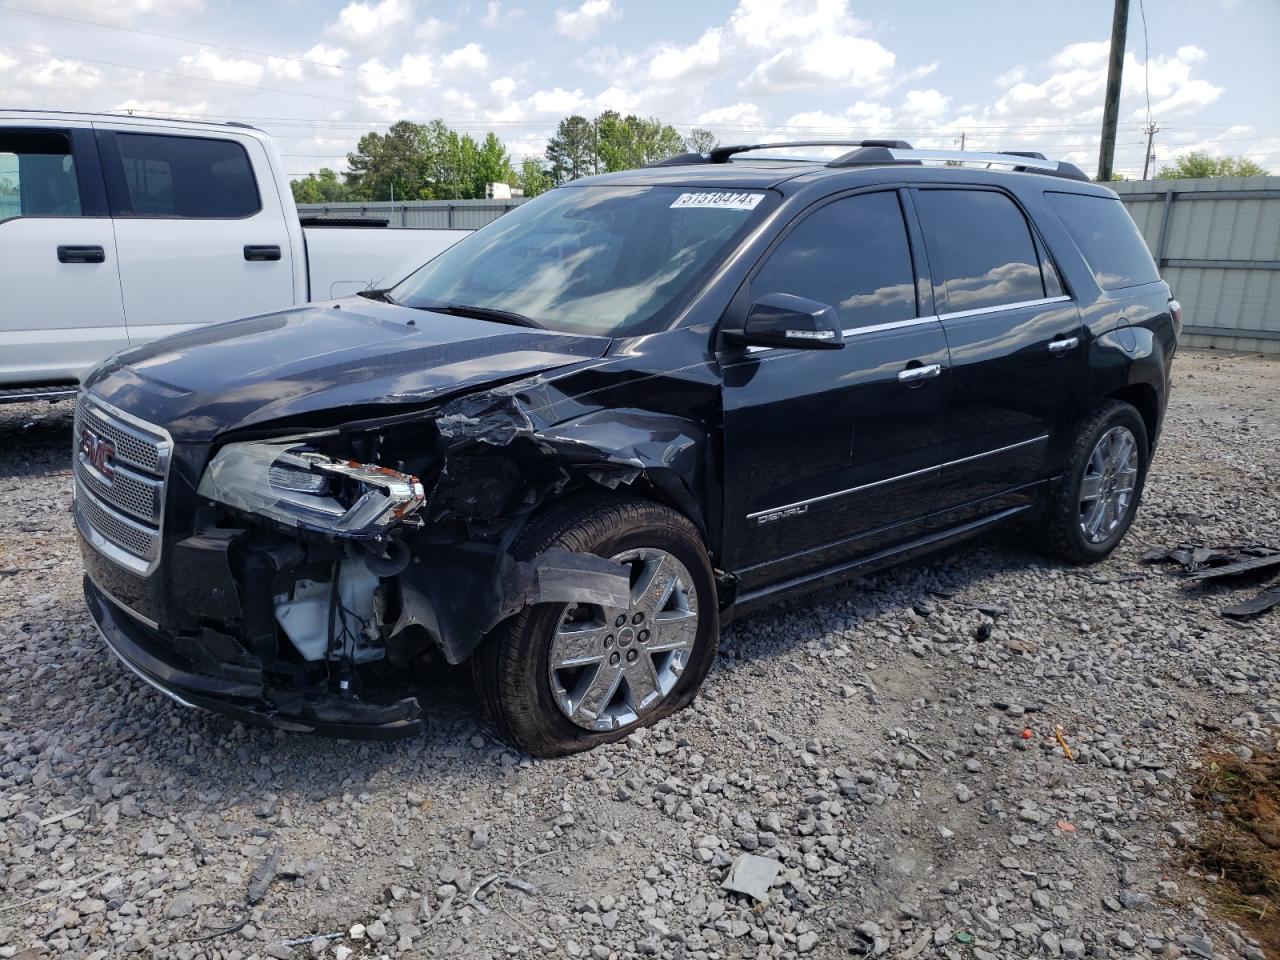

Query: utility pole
<box><xmin>1097</xmin><ymin>0</ymin><xmax>1130</xmax><ymax>182</ymax></box>
<box><xmin>954</xmin><ymin>132</ymin><xmax>966</xmax><ymax>151</ymax></box>
<box><xmin>1141</xmin><ymin>121</ymin><xmax>1160</xmax><ymax>180</ymax></box>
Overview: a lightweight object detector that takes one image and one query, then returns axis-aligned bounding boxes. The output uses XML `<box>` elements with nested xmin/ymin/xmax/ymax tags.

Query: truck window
<box><xmin>112</xmin><ymin>133</ymin><xmax>260</xmax><ymax>219</ymax></box>
<box><xmin>916</xmin><ymin>189</ymin><xmax>1046</xmax><ymax>313</ymax></box>
<box><xmin>0</xmin><ymin>129</ymin><xmax>82</xmax><ymax>220</ymax></box>
<box><xmin>751</xmin><ymin>191</ymin><xmax>918</xmax><ymax>330</ymax></box>
<box><xmin>1046</xmin><ymin>192</ymin><xmax>1160</xmax><ymax>290</ymax></box>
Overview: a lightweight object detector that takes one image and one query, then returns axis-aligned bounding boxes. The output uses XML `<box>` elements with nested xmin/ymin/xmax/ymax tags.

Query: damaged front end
<box><xmin>82</xmin><ymin>374</ymin><xmax>700</xmax><ymax>739</ymax></box>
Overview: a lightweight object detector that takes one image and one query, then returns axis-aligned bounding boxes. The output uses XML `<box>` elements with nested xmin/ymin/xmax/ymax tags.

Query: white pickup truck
<box><xmin>0</xmin><ymin>110</ymin><xmax>469</xmax><ymax>402</ymax></box>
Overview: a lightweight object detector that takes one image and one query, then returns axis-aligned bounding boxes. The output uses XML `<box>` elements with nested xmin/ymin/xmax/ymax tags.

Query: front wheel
<box><xmin>1038</xmin><ymin>400</ymin><xmax>1150</xmax><ymax>564</ymax></box>
<box><xmin>472</xmin><ymin>497</ymin><xmax>719</xmax><ymax>757</ymax></box>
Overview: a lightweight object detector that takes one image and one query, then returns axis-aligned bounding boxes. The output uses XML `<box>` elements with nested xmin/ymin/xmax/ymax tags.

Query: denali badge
<box><xmin>755</xmin><ymin>504</ymin><xmax>809</xmax><ymax>525</ymax></box>
<box><xmin>79</xmin><ymin>427</ymin><xmax>116</xmax><ymax>479</ymax></box>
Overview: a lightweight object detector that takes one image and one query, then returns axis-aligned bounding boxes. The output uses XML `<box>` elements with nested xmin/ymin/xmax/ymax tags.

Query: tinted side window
<box><xmin>114</xmin><ymin>133</ymin><xmax>260</xmax><ymax>218</ymax></box>
<box><xmin>1047</xmin><ymin>192</ymin><xmax>1160</xmax><ymax>290</ymax></box>
<box><xmin>752</xmin><ymin>191</ymin><xmax>917</xmax><ymax>330</ymax></box>
<box><xmin>0</xmin><ymin>129</ymin><xmax>82</xmax><ymax>219</ymax></box>
<box><xmin>916</xmin><ymin>189</ymin><xmax>1045</xmax><ymax>312</ymax></box>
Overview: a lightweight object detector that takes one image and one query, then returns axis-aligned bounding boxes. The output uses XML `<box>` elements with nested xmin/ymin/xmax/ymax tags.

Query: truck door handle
<box><xmin>57</xmin><ymin>245</ymin><xmax>105</xmax><ymax>264</ymax></box>
<box><xmin>244</xmin><ymin>244</ymin><xmax>282</xmax><ymax>262</ymax></box>
<box><xmin>897</xmin><ymin>363</ymin><xmax>942</xmax><ymax>385</ymax></box>
<box><xmin>1048</xmin><ymin>336</ymin><xmax>1080</xmax><ymax>355</ymax></box>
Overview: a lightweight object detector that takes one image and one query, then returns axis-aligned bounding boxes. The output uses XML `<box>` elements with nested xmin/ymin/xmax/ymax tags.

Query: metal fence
<box><xmin>1114</xmin><ymin>176</ymin><xmax>1280</xmax><ymax>354</ymax></box>
<box><xmin>296</xmin><ymin>198</ymin><xmax>525</xmax><ymax>230</ymax></box>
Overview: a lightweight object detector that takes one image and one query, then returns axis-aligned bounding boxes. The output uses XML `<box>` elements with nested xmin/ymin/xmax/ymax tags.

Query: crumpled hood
<box><xmin>84</xmin><ymin>300</ymin><xmax>611</xmax><ymax>440</ymax></box>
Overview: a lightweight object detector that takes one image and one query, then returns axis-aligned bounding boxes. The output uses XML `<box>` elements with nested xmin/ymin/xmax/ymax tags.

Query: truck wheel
<box><xmin>1038</xmin><ymin>400</ymin><xmax>1150</xmax><ymax>565</ymax></box>
<box><xmin>472</xmin><ymin>496</ymin><xmax>719</xmax><ymax>758</ymax></box>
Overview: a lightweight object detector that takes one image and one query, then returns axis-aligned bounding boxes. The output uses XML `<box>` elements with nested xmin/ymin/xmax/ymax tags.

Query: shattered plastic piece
<box><xmin>721</xmin><ymin>853</ymin><xmax>782</xmax><ymax>902</ymax></box>
<box><xmin>1221</xmin><ymin>585</ymin><xmax>1280</xmax><ymax>620</ymax></box>
<box><xmin>1020</xmin><ymin>728</ymin><xmax>1034</xmax><ymax>740</ymax></box>
<box><xmin>247</xmin><ymin>845</ymin><xmax>282</xmax><ymax>905</ymax></box>
<box><xmin>954</xmin><ymin>932</ymin><xmax>974</xmax><ymax>945</ymax></box>
<box><xmin>1057</xmin><ymin>820</ymin><xmax>1077</xmax><ymax>833</ymax></box>
<box><xmin>1185</xmin><ymin>552</ymin><xmax>1280</xmax><ymax>582</ymax></box>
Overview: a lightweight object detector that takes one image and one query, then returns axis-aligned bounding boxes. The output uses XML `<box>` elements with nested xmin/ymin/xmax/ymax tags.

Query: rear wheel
<box><xmin>1038</xmin><ymin>400</ymin><xmax>1149</xmax><ymax>564</ymax></box>
<box><xmin>472</xmin><ymin>497</ymin><xmax>719</xmax><ymax>757</ymax></box>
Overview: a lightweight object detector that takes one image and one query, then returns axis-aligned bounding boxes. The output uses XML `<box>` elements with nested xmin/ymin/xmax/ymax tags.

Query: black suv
<box><xmin>75</xmin><ymin>140</ymin><xmax>1179</xmax><ymax>756</ymax></box>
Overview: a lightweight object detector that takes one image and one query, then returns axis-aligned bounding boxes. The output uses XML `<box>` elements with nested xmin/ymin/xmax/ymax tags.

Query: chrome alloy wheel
<box><xmin>1078</xmin><ymin>425</ymin><xmax>1139</xmax><ymax>544</ymax></box>
<box><xmin>548</xmin><ymin>548</ymin><xmax>699</xmax><ymax>732</ymax></box>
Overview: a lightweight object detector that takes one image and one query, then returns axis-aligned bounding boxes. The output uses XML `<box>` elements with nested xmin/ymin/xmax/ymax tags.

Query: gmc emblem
<box><xmin>79</xmin><ymin>427</ymin><xmax>116</xmax><ymax>479</ymax></box>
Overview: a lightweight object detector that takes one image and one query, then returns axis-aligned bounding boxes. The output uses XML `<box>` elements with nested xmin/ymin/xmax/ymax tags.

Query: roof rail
<box><xmin>644</xmin><ymin>140</ymin><xmax>914</xmax><ymax>167</ymax></box>
<box><xmin>829</xmin><ymin>146</ymin><xmax>1090</xmax><ymax>182</ymax></box>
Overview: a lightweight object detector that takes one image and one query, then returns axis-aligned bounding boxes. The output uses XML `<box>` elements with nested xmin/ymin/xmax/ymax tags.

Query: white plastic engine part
<box><xmin>273</xmin><ymin>558</ymin><xmax>382</xmax><ymax>663</ymax></box>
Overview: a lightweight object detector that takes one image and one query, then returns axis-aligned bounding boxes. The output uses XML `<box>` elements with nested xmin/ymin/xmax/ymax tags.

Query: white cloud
<box><xmin>328</xmin><ymin>0</ymin><xmax>414</xmax><ymax>42</ymax></box>
<box><xmin>490</xmin><ymin>76</ymin><xmax>517</xmax><ymax>96</ymax></box>
<box><xmin>179</xmin><ymin>49</ymin><xmax>264</xmax><ymax>86</ymax></box>
<box><xmin>528</xmin><ymin>87</ymin><xmax>588</xmax><ymax>114</ymax></box>
<box><xmin>648</xmin><ymin>28</ymin><xmax>723</xmax><ymax>81</ymax></box>
<box><xmin>555</xmin><ymin>0</ymin><xmax>618</xmax><ymax>41</ymax></box>
<box><xmin>440</xmin><ymin>43</ymin><xmax>489</xmax><ymax>72</ymax></box>
<box><xmin>481</xmin><ymin>1</ymin><xmax>524</xmax><ymax>27</ymax></box>
<box><xmin>729</xmin><ymin>0</ymin><xmax>851</xmax><ymax>48</ymax></box>
<box><xmin>901</xmin><ymin>89</ymin><xmax>950</xmax><ymax>119</ymax></box>
<box><xmin>696</xmin><ymin>102</ymin><xmax>762</xmax><ymax>127</ymax></box>
<box><xmin>743</xmin><ymin>33</ymin><xmax>896</xmax><ymax>91</ymax></box>
<box><xmin>414</xmin><ymin>16</ymin><xmax>452</xmax><ymax>42</ymax></box>
<box><xmin>357</xmin><ymin>52</ymin><xmax>434</xmax><ymax>94</ymax></box>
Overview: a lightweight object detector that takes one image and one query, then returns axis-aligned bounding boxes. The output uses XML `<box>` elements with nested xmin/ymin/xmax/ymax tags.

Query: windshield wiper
<box><xmin>358</xmin><ymin>288</ymin><xmax>398</xmax><ymax>304</ymax></box>
<box><xmin>413</xmin><ymin>301</ymin><xmax>542</xmax><ymax>329</ymax></box>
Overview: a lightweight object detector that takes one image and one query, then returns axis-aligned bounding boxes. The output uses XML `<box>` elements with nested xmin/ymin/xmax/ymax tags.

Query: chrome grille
<box><xmin>73</xmin><ymin>394</ymin><xmax>172</xmax><ymax>576</ymax></box>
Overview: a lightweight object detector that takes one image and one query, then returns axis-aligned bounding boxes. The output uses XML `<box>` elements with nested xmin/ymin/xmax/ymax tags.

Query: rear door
<box><xmin>0</xmin><ymin>122</ymin><xmax>126</xmax><ymax>385</ymax></box>
<box><xmin>913</xmin><ymin>186</ymin><xmax>1084</xmax><ymax>525</ymax></box>
<box><xmin>720</xmin><ymin>189</ymin><xmax>951</xmax><ymax>591</ymax></box>
<box><xmin>96</xmin><ymin>127</ymin><xmax>295</xmax><ymax>343</ymax></box>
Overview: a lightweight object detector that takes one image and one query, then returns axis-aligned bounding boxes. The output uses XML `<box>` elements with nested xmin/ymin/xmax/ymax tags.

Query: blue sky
<box><xmin>2</xmin><ymin>0</ymin><xmax>1277</xmax><ymax>179</ymax></box>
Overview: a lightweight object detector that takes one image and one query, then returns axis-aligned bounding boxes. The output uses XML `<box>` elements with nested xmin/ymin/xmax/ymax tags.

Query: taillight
<box><xmin>1169</xmin><ymin>298</ymin><xmax>1182</xmax><ymax>336</ymax></box>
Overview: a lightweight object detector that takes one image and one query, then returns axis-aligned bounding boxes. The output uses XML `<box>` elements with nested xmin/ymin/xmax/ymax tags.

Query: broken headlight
<box><xmin>197</xmin><ymin>441</ymin><xmax>425</xmax><ymax>538</ymax></box>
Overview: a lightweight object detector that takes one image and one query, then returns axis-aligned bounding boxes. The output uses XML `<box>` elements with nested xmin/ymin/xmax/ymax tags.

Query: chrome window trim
<box><xmin>743</xmin><ymin>314</ymin><xmax>942</xmax><ymax>354</ymax></box>
<box><xmin>747</xmin><ymin>433</ymin><xmax>1050</xmax><ymax>521</ymax></box>
<box><xmin>938</xmin><ymin>295</ymin><xmax>1072</xmax><ymax>322</ymax></box>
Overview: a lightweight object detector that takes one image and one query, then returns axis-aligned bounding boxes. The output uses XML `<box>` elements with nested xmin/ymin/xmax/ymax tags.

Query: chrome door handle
<box><xmin>897</xmin><ymin>363</ymin><xmax>942</xmax><ymax>384</ymax></box>
<box><xmin>1048</xmin><ymin>336</ymin><xmax>1080</xmax><ymax>354</ymax></box>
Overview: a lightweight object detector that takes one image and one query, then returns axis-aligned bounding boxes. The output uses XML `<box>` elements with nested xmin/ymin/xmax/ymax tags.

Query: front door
<box><xmin>911</xmin><ymin>187</ymin><xmax>1085</xmax><ymax>525</ymax></box>
<box><xmin>96</xmin><ymin>128</ymin><xmax>295</xmax><ymax>344</ymax></box>
<box><xmin>0</xmin><ymin>123</ymin><xmax>126</xmax><ymax>384</ymax></box>
<box><xmin>720</xmin><ymin>189</ymin><xmax>951</xmax><ymax>592</ymax></box>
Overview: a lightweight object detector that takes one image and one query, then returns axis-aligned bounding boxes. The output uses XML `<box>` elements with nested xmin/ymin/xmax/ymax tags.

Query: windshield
<box><xmin>390</xmin><ymin>185</ymin><xmax>773</xmax><ymax>337</ymax></box>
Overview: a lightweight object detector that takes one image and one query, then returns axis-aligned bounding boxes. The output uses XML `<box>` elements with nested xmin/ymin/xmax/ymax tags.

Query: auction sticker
<box><xmin>670</xmin><ymin>191</ymin><xmax>764</xmax><ymax>211</ymax></box>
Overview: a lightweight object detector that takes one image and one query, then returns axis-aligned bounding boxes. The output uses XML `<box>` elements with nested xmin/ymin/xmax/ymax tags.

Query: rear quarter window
<box><xmin>1046</xmin><ymin>192</ymin><xmax>1160</xmax><ymax>290</ymax></box>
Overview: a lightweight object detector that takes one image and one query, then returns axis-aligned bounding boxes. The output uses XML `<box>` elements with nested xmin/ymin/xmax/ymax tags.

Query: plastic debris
<box><xmin>1057</xmin><ymin>820</ymin><xmax>1077</xmax><ymax>833</ymax></box>
<box><xmin>955</xmin><ymin>931</ymin><xmax>974</xmax><ymax>944</ymax></box>
<box><xmin>1055</xmin><ymin>726</ymin><xmax>1075</xmax><ymax>761</ymax></box>
<box><xmin>721</xmin><ymin>853</ymin><xmax>782</xmax><ymax>902</ymax></box>
<box><xmin>246</xmin><ymin>845</ymin><xmax>283</xmax><ymax>905</ymax></box>
<box><xmin>1021</xmin><ymin>728</ymin><xmax>1034</xmax><ymax>740</ymax></box>
<box><xmin>1221</xmin><ymin>585</ymin><xmax>1280</xmax><ymax>620</ymax></box>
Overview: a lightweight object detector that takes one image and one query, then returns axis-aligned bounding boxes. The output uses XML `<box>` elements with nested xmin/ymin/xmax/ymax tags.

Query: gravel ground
<box><xmin>1</xmin><ymin>349</ymin><xmax>1278</xmax><ymax>960</ymax></box>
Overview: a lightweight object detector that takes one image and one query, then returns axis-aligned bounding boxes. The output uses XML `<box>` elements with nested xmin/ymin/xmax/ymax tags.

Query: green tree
<box><xmin>685</xmin><ymin>128</ymin><xmax>718</xmax><ymax>154</ymax></box>
<box><xmin>546</xmin><ymin>115</ymin><xmax>597</xmax><ymax>183</ymax></box>
<box><xmin>290</xmin><ymin>168</ymin><xmax>354</xmax><ymax>204</ymax></box>
<box><xmin>1156</xmin><ymin>151</ymin><xmax>1268</xmax><ymax>179</ymax></box>
<box><xmin>518</xmin><ymin>157</ymin><xmax>552</xmax><ymax>197</ymax></box>
<box><xmin>345</xmin><ymin>120</ymin><xmax>435</xmax><ymax>200</ymax></box>
<box><xmin>595</xmin><ymin>112</ymin><xmax>684</xmax><ymax>171</ymax></box>
<box><xmin>474</xmin><ymin>131</ymin><xmax>519</xmax><ymax>195</ymax></box>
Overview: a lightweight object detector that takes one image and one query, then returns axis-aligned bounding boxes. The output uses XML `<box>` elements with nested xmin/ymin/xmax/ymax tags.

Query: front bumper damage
<box><xmin>75</xmin><ymin>366</ymin><xmax>711</xmax><ymax>739</ymax></box>
<box><xmin>85</xmin><ymin>575</ymin><xmax>424</xmax><ymax>739</ymax></box>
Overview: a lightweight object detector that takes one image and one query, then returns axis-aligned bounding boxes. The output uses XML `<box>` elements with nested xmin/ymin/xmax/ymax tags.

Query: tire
<box><xmin>1038</xmin><ymin>400</ymin><xmax>1150</xmax><ymax>565</ymax></box>
<box><xmin>471</xmin><ymin>495</ymin><xmax>719</xmax><ymax>758</ymax></box>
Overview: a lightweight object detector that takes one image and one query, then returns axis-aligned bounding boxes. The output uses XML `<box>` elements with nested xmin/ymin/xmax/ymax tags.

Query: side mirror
<box><xmin>725</xmin><ymin>293</ymin><xmax>844</xmax><ymax>350</ymax></box>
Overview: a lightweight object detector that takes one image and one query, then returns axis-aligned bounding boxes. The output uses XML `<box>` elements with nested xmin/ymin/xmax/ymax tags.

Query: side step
<box><xmin>0</xmin><ymin>384</ymin><xmax>79</xmax><ymax>405</ymax></box>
